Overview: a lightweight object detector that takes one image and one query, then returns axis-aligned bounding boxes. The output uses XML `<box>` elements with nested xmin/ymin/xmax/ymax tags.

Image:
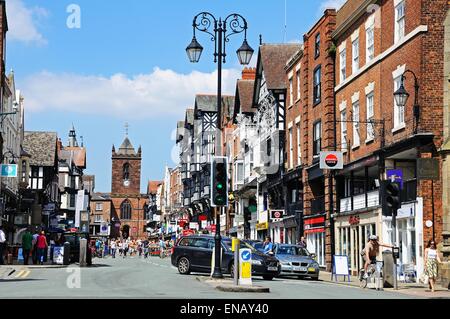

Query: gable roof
<box><xmin>235</xmin><ymin>79</ymin><xmax>255</xmax><ymax>114</ymax></box>
<box><xmin>259</xmin><ymin>44</ymin><xmax>302</xmax><ymax>90</ymax></box>
<box><xmin>23</xmin><ymin>131</ymin><xmax>58</xmax><ymax>166</ymax></box>
<box><xmin>185</xmin><ymin>108</ymin><xmax>194</xmax><ymax>126</ymax></box>
<box><xmin>148</xmin><ymin>181</ymin><xmax>162</xmax><ymax>194</ymax></box>
<box><xmin>61</xmin><ymin>147</ymin><xmax>86</xmax><ymax>168</ymax></box>
<box><xmin>91</xmin><ymin>193</ymin><xmax>111</xmax><ymax>201</ymax></box>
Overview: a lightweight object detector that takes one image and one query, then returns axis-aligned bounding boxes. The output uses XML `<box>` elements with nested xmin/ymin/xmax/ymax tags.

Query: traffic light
<box><xmin>211</xmin><ymin>156</ymin><xmax>228</xmax><ymax>207</ymax></box>
<box><xmin>381</xmin><ymin>180</ymin><xmax>401</xmax><ymax>216</ymax></box>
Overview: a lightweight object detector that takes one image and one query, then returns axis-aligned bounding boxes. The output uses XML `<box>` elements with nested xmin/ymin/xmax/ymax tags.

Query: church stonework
<box><xmin>110</xmin><ymin>136</ymin><xmax>148</xmax><ymax>239</ymax></box>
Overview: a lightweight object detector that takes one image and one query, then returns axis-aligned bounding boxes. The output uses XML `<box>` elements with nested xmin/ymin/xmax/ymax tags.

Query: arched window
<box><xmin>123</xmin><ymin>163</ymin><xmax>130</xmax><ymax>180</ymax></box>
<box><xmin>120</xmin><ymin>200</ymin><xmax>132</xmax><ymax>220</ymax></box>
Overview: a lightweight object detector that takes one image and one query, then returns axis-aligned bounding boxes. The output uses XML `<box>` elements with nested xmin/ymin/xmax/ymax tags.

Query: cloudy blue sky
<box><xmin>6</xmin><ymin>0</ymin><xmax>345</xmax><ymax>192</ymax></box>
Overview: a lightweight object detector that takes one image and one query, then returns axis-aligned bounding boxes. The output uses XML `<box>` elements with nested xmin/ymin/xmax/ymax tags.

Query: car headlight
<box><xmin>310</xmin><ymin>262</ymin><xmax>319</xmax><ymax>268</ymax></box>
<box><xmin>251</xmin><ymin>259</ymin><xmax>263</xmax><ymax>265</ymax></box>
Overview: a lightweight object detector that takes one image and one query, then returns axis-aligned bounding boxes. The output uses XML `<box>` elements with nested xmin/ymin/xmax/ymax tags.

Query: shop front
<box><xmin>256</xmin><ymin>210</ymin><xmax>269</xmax><ymax>241</ymax></box>
<box><xmin>304</xmin><ymin>214</ymin><xmax>326</xmax><ymax>267</ymax></box>
<box><xmin>381</xmin><ymin>198</ymin><xmax>424</xmax><ymax>281</ymax></box>
<box><xmin>283</xmin><ymin>215</ymin><xmax>298</xmax><ymax>244</ymax></box>
<box><xmin>334</xmin><ymin>210</ymin><xmax>378</xmax><ymax>275</ymax></box>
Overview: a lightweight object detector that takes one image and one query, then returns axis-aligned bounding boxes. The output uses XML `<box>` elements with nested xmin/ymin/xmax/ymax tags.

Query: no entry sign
<box><xmin>320</xmin><ymin>151</ymin><xmax>343</xmax><ymax>170</ymax></box>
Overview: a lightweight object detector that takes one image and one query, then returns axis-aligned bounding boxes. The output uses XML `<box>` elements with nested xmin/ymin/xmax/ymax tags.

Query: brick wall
<box><xmin>111</xmin><ymin>155</ymin><xmax>141</xmax><ymax>195</ymax></box>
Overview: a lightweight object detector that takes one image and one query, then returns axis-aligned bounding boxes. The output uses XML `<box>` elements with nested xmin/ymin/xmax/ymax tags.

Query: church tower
<box><xmin>111</xmin><ymin>130</ymin><xmax>142</xmax><ymax>195</ymax></box>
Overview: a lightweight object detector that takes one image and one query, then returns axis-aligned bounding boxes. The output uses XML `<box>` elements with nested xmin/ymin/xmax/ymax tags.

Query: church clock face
<box><xmin>123</xmin><ymin>180</ymin><xmax>130</xmax><ymax>187</ymax></box>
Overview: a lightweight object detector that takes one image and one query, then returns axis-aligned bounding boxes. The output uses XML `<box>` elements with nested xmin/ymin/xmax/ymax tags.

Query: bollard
<box><xmin>79</xmin><ymin>238</ymin><xmax>87</xmax><ymax>267</ymax></box>
<box><xmin>63</xmin><ymin>242</ymin><xmax>70</xmax><ymax>265</ymax></box>
<box><xmin>232</xmin><ymin>238</ymin><xmax>239</xmax><ymax>286</ymax></box>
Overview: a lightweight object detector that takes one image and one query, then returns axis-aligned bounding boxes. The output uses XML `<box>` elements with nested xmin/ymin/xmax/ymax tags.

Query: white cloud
<box><xmin>6</xmin><ymin>0</ymin><xmax>48</xmax><ymax>44</ymax></box>
<box><xmin>21</xmin><ymin>68</ymin><xmax>242</xmax><ymax>119</ymax></box>
<box><xmin>320</xmin><ymin>0</ymin><xmax>347</xmax><ymax>12</ymax></box>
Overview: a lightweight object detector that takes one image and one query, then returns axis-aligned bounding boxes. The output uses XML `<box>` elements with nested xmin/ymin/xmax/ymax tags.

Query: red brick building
<box><xmin>296</xmin><ymin>9</ymin><xmax>337</xmax><ymax>270</ymax></box>
<box><xmin>332</xmin><ymin>0</ymin><xmax>448</xmax><ymax>275</ymax></box>
<box><xmin>110</xmin><ymin>136</ymin><xmax>148</xmax><ymax>239</ymax></box>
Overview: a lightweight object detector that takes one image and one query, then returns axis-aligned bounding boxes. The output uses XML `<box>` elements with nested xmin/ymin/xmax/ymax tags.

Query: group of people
<box><xmin>361</xmin><ymin>235</ymin><xmax>443</xmax><ymax>293</ymax></box>
<box><xmin>261</xmin><ymin>235</ymin><xmax>307</xmax><ymax>255</ymax></box>
<box><xmin>0</xmin><ymin>226</ymin><xmax>59</xmax><ymax>265</ymax></box>
<box><xmin>92</xmin><ymin>237</ymin><xmax>174</xmax><ymax>259</ymax></box>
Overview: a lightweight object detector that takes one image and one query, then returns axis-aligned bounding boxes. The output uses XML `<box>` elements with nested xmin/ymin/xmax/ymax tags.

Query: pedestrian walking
<box><xmin>21</xmin><ymin>227</ymin><xmax>33</xmax><ymax>265</ymax></box>
<box><xmin>32</xmin><ymin>230</ymin><xmax>39</xmax><ymax>264</ymax></box>
<box><xmin>123</xmin><ymin>239</ymin><xmax>129</xmax><ymax>258</ymax></box>
<box><xmin>118</xmin><ymin>241</ymin><xmax>123</xmax><ymax>256</ymax></box>
<box><xmin>424</xmin><ymin>240</ymin><xmax>442</xmax><ymax>293</ymax></box>
<box><xmin>297</xmin><ymin>236</ymin><xmax>307</xmax><ymax>249</ymax></box>
<box><xmin>110</xmin><ymin>239</ymin><xmax>117</xmax><ymax>258</ymax></box>
<box><xmin>159</xmin><ymin>237</ymin><xmax>166</xmax><ymax>258</ymax></box>
<box><xmin>36</xmin><ymin>231</ymin><xmax>48</xmax><ymax>265</ymax></box>
<box><xmin>0</xmin><ymin>225</ymin><xmax>6</xmax><ymax>265</ymax></box>
<box><xmin>143</xmin><ymin>239</ymin><xmax>149</xmax><ymax>258</ymax></box>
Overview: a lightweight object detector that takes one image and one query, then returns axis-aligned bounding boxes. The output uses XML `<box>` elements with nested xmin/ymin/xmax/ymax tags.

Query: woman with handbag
<box><xmin>424</xmin><ymin>240</ymin><xmax>442</xmax><ymax>292</ymax></box>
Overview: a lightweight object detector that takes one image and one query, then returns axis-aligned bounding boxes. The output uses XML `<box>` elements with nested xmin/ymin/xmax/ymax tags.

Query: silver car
<box><xmin>274</xmin><ymin>244</ymin><xmax>320</xmax><ymax>280</ymax></box>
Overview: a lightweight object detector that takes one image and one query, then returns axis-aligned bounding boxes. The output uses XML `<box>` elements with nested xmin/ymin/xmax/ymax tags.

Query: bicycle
<box><xmin>359</xmin><ymin>260</ymin><xmax>383</xmax><ymax>290</ymax></box>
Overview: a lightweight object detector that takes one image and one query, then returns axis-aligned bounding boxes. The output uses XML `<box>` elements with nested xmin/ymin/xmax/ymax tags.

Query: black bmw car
<box><xmin>171</xmin><ymin>235</ymin><xmax>281</xmax><ymax>280</ymax></box>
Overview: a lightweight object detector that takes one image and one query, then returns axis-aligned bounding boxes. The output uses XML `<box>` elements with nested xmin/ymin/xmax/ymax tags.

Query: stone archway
<box><xmin>121</xmin><ymin>225</ymin><xmax>130</xmax><ymax>239</ymax></box>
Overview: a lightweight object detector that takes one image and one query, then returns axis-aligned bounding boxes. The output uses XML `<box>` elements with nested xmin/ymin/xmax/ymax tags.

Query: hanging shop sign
<box><xmin>319</xmin><ymin>152</ymin><xmax>344</xmax><ymax>170</ymax></box>
<box><xmin>256</xmin><ymin>222</ymin><xmax>269</xmax><ymax>230</ymax></box>
<box><xmin>270</xmin><ymin>210</ymin><xmax>284</xmax><ymax>221</ymax></box>
<box><xmin>349</xmin><ymin>215</ymin><xmax>360</xmax><ymax>225</ymax></box>
<box><xmin>417</xmin><ymin>158</ymin><xmax>439</xmax><ymax>180</ymax></box>
<box><xmin>0</xmin><ymin>164</ymin><xmax>17</xmax><ymax>177</ymax></box>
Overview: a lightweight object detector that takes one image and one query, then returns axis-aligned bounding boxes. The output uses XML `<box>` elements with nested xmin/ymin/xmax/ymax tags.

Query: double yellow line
<box><xmin>14</xmin><ymin>270</ymin><xmax>31</xmax><ymax>279</ymax></box>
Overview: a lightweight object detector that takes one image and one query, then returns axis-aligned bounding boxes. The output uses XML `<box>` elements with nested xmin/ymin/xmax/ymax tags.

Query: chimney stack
<box><xmin>241</xmin><ymin>67</ymin><xmax>256</xmax><ymax>80</ymax></box>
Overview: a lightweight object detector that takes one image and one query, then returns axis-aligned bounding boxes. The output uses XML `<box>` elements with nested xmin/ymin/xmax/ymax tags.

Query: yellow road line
<box><xmin>20</xmin><ymin>270</ymin><xmax>31</xmax><ymax>278</ymax></box>
<box><xmin>15</xmin><ymin>270</ymin><xmax>25</xmax><ymax>278</ymax></box>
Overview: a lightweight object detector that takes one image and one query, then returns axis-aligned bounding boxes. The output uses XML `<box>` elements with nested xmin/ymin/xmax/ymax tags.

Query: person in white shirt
<box><xmin>110</xmin><ymin>239</ymin><xmax>117</xmax><ymax>258</ymax></box>
<box><xmin>0</xmin><ymin>225</ymin><xmax>6</xmax><ymax>265</ymax></box>
<box><xmin>424</xmin><ymin>240</ymin><xmax>442</xmax><ymax>292</ymax></box>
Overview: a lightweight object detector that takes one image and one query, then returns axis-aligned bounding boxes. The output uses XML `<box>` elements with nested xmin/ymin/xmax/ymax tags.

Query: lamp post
<box><xmin>186</xmin><ymin>12</ymin><xmax>254</xmax><ymax>278</ymax></box>
<box><xmin>393</xmin><ymin>70</ymin><xmax>419</xmax><ymax>134</ymax></box>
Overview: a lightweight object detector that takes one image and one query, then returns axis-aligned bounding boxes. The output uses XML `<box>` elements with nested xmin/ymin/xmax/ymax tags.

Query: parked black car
<box><xmin>171</xmin><ymin>235</ymin><xmax>281</xmax><ymax>280</ymax></box>
<box><xmin>64</xmin><ymin>232</ymin><xmax>92</xmax><ymax>265</ymax></box>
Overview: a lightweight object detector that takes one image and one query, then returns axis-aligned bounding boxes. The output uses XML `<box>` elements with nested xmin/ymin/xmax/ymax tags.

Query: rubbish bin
<box><xmin>382</xmin><ymin>250</ymin><xmax>395</xmax><ymax>288</ymax></box>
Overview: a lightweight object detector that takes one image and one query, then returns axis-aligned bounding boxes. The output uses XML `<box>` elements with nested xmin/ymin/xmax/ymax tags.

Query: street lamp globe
<box><xmin>236</xmin><ymin>39</ymin><xmax>254</xmax><ymax>65</ymax></box>
<box><xmin>186</xmin><ymin>36</ymin><xmax>203</xmax><ymax>63</ymax></box>
<box><xmin>394</xmin><ymin>81</ymin><xmax>410</xmax><ymax>108</ymax></box>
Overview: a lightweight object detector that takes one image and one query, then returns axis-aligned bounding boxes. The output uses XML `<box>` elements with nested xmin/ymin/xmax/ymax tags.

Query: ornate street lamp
<box><xmin>187</xmin><ymin>12</ymin><xmax>253</xmax><ymax>279</ymax></box>
<box><xmin>393</xmin><ymin>70</ymin><xmax>419</xmax><ymax>134</ymax></box>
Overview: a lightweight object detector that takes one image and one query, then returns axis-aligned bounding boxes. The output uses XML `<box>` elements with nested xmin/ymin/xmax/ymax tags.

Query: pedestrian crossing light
<box><xmin>381</xmin><ymin>180</ymin><xmax>401</xmax><ymax>216</ymax></box>
<box><xmin>211</xmin><ymin>156</ymin><xmax>228</xmax><ymax>207</ymax></box>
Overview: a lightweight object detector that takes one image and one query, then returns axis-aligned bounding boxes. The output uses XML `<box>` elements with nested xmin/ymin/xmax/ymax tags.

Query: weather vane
<box><xmin>125</xmin><ymin>122</ymin><xmax>129</xmax><ymax>137</ymax></box>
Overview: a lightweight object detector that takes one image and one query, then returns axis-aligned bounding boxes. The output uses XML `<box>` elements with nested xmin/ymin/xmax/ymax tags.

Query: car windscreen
<box><xmin>222</xmin><ymin>240</ymin><xmax>256</xmax><ymax>252</ymax></box>
<box><xmin>277</xmin><ymin>246</ymin><xmax>309</xmax><ymax>256</ymax></box>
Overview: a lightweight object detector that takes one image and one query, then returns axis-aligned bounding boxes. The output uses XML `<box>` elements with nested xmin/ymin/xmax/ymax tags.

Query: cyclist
<box><xmin>362</xmin><ymin>235</ymin><xmax>393</xmax><ymax>278</ymax></box>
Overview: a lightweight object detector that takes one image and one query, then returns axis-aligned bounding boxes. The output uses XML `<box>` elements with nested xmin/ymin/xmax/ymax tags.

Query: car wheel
<box><xmin>229</xmin><ymin>263</ymin><xmax>235</xmax><ymax>278</ymax></box>
<box><xmin>262</xmin><ymin>275</ymin><xmax>274</xmax><ymax>280</ymax></box>
<box><xmin>177</xmin><ymin>257</ymin><xmax>191</xmax><ymax>275</ymax></box>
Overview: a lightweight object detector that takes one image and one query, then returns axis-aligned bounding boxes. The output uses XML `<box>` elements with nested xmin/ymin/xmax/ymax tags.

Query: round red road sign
<box><xmin>273</xmin><ymin>211</ymin><xmax>281</xmax><ymax>218</ymax></box>
<box><xmin>325</xmin><ymin>153</ymin><xmax>338</xmax><ymax>167</ymax></box>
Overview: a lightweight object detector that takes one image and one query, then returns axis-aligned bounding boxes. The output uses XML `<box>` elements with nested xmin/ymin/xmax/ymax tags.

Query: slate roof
<box><xmin>185</xmin><ymin>109</ymin><xmax>194</xmax><ymax>126</ymax></box>
<box><xmin>259</xmin><ymin>44</ymin><xmax>302</xmax><ymax>90</ymax></box>
<box><xmin>91</xmin><ymin>193</ymin><xmax>111</xmax><ymax>201</ymax></box>
<box><xmin>235</xmin><ymin>79</ymin><xmax>255</xmax><ymax>114</ymax></box>
<box><xmin>23</xmin><ymin>131</ymin><xmax>57</xmax><ymax>167</ymax></box>
<box><xmin>194</xmin><ymin>94</ymin><xmax>235</xmax><ymax>116</ymax></box>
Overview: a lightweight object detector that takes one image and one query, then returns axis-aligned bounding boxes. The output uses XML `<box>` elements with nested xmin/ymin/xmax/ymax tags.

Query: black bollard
<box><xmin>63</xmin><ymin>242</ymin><xmax>70</xmax><ymax>265</ymax></box>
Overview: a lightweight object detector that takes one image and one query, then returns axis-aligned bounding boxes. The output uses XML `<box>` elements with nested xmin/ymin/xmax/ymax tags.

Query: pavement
<box><xmin>318</xmin><ymin>270</ymin><xmax>450</xmax><ymax>299</ymax></box>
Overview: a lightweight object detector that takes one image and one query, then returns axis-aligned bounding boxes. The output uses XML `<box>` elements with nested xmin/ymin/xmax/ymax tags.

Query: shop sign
<box><xmin>320</xmin><ymin>151</ymin><xmax>343</xmax><ymax>170</ymax></box>
<box><xmin>270</xmin><ymin>210</ymin><xmax>284</xmax><ymax>221</ymax></box>
<box><xmin>417</xmin><ymin>158</ymin><xmax>439</xmax><ymax>180</ymax></box>
<box><xmin>256</xmin><ymin>222</ymin><xmax>269</xmax><ymax>230</ymax></box>
<box><xmin>258</xmin><ymin>210</ymin><xmax>268</xmax><ymax>223</ymax></box>
<box><xmin>0</xmin><ymin>164</ymin><xmax>17</xmax><ymax>177</ymax></box>
<box><xmin>349</xmin><ymin>216</ymin><xmax>360</xmax><ymax>225</ymax></box>
<box><xmin>199</xmin><ymin>215</ymin><xmax>207</xmax><ymax>221</ymax></box>
<box><xmin>387</xmin><ymin>169</ymin><xmax>403</xmax><ymax>189</ymax></box>
<box><xmin>189</xmin><ymin>222</ymin><xmax>199</xmax><ymax>230</ymax></box>
<box><xmin>304</xmin><ymin>215</ymin><xmax>325</xmax><ymax>234</ymax></box>
<box><xmin>182</xmin><ymin>229</ymin><xmax>195</xmax><ymax>236</ymax></box>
